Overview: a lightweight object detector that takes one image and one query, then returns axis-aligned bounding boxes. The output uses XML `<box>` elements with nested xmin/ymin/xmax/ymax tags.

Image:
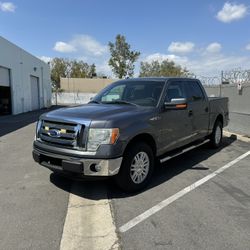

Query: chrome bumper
<box><xmin>33</xmin><ymin>147</ymin><xmax>122</xmax><ymax>177</ymax></box>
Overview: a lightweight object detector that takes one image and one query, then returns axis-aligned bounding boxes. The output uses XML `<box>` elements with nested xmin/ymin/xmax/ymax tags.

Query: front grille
<box><xmin>38</xmin><ymin>120</ymin><xmax>85</xmax><ymax>150</ymax></box>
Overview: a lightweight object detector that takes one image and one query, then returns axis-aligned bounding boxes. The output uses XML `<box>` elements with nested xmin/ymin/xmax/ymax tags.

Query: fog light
<box><xmin>95</xmin><ymin>164</ymin><xmax>102</xmax><ymax>172</ymax></box>
<box><xmin>90</xmin><ymin>163</ymin><xmax>102</xmax><ymax>172</ymax></box>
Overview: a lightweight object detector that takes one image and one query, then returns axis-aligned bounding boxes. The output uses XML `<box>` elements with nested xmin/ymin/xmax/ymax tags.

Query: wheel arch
<box><xmin>215</xmin><ymin>114</ymin><xmax>224</xmax><ymax>127</ymax></box>
<box><xmin>123</xmin><ymin>133</ymin><xmax>157</xmax><ymax>157</ymax></box>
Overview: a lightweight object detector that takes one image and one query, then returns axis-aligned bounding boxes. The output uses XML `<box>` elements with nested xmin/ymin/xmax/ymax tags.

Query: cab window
<box><xmin>185</xmin><ymin>81</ymin><xmax>205</xmax><ymax>102</ymax></box>
<box><xmin>165</xmin><ymin>81</ymin><xmax>186</xmax><ymax>102</ymax></box>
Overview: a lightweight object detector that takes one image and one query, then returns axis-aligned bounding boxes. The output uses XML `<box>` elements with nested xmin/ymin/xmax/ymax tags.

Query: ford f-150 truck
<box><xmin>33</xmin><ymin>78</ymin><xmax>229</xmax><ymax>192</ymax></box>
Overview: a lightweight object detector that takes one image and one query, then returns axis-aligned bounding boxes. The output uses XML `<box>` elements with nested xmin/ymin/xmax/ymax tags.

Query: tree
<box><xmin>139</xmin><ymin>60</ymin><xmax>190</xmax><ymax>77</ymax></box>
<box><xmin>50</xmin><ymin>58</ymin><xmax>97</xmax><ymax>90</ymax></box>
<box><xmin>50</xmin><ymin>58</ymin><xmax>70</xmax><ymax>90</ymax></box>
<box><xmin>70</xmin><ymin>60</ymin><xmax>96</xmax><ymax>78</ymax></box>
<box><xmin>50</xmin><ymin>58</ymin><xmax>97</xmax><ymax>105</ymax></box>
<box><xmin>89</xmin><ymin>64</ymin><xmax>96</xmax><ymax>77</ymax></box>
<box><xmin>108</xmin><ymin>34</ymin><xmax>140</xmax><ymax>78</ymax></box>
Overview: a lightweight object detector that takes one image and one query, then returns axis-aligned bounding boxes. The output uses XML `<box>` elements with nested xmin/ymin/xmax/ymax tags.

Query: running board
<box><xmin>160</xmin><ymin>139</ymin><xmax>210</xmax><ymax>163</ymax></box>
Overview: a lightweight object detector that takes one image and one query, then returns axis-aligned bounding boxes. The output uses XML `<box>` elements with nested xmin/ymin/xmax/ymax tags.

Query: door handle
<box><xmin>205</xmin><ymin>107</ymin><xmax>209</xmax><ymax>112</ymax></box>
<box><xmin>188</xmin><ymin>110</ymin><xmax>193</xmax><ymax>116</ymax></box>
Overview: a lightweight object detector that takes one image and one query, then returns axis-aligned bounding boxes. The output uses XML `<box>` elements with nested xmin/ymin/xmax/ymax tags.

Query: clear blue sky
<box><xmin>1</xmin><ymin>0</ymin><xmax>250</xmax><ymax>76</ymax></box>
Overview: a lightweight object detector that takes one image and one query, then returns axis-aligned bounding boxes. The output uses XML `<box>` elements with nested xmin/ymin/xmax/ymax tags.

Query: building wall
<box><xmin>0</xmin><ymin>36</ymin><xmax>51</xmax><ymax>115</ymax></box>
<box><xmin>52</xmin><ymin>92</ymin><xmax>96</xmax><ymax>105</ymax></box>
<box><xmin>204</xmin><ymin>83</ymin><xmax>250</xmax><ymax>136</ymax></box>
<box><xmin>60</xmin><ymin>77</ymin><xmax>115</xmax><ymax>93</ymax></box>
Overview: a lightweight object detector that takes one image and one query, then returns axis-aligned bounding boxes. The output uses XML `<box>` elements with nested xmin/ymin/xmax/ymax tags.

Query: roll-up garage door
<box><xmin>0</xmin><ymin>66</ymin><xmax>11</xmax><ymax>115</ymax></box>
<box><xmin>30</xmin><ymin>75</ymin><xmax>40</xmax><ymax>110</ymax></box>
<box><xmin>0</xmin><ymin>66</ymin><xmax>10</xmax><ymax>86</ymax></box>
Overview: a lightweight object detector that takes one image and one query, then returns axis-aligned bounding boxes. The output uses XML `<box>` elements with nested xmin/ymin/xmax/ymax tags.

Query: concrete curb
<box><xmin>224</xmin><ymin>130</ymin><xmax>250</xmax><ymax>143</ymax></box>
<box><xmin>60</xmin><ymin>183</ymin><xmax>119</xmax><ymax>250</ymax></box>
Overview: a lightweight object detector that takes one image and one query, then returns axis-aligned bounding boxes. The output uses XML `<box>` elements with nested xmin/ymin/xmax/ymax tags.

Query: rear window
<box><xmin>185</xmin><ymin>81</ymin><xmax>204</xmax><ymax>101</ymax></box>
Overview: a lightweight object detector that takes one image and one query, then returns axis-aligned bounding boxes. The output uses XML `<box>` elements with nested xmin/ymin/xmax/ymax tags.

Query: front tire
<box><xmin>115</xmin><ymin>142</ymin><xmax>154</xmax><ymax>192</ymax></box>
<box><xmin>209</xmin><ymin>120</ymin><xmax>223</xmax><ymax>148</ymax></box>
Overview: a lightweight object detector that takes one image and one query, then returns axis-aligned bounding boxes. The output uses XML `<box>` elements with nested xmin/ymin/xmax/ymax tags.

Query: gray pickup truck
<box><xmin>33</xmin><ymin>78</ymin><xmax>229</xmax><ymax>192</ymax></box>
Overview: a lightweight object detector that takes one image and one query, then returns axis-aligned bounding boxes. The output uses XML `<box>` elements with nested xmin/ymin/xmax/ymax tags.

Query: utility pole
<box><xmin>220</xmin><ymin>70</ymin><xmax>223</xmax><ymax>97</ymax></box>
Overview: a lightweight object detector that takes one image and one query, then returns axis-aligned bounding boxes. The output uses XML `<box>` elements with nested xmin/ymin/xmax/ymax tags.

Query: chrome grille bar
<box><xmin>38</xmin><ymin>120</ymin><xmax>84</xmax><ymax>150</ymax></box>
<box><xmin>43</xmin><ymin>121</ymin><xmax>76</xmax><ymax>131</ymax></box>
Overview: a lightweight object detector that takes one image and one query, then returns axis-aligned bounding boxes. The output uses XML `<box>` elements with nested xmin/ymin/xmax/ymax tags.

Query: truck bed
<box><xmin>208</xmin><ymin>97</ymin><xmax>229</xmax><ymax>128</ymax></box>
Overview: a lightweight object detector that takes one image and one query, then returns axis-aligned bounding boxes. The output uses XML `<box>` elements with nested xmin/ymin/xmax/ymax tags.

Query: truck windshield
<box><xmin>92</xmin><ymin>81</ymin><xmax>164</xmax><ymax>107</ymax></box>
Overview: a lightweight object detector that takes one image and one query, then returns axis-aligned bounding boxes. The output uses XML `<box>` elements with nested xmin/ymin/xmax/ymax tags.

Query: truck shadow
<box><xmin>109</xmin><ymin>136</ymin><xmax>237</xmax><ymax>198</ymax></box>
<box><xmin>50</xmin><ymin>136</ymin><xmax>237</xmax><ymax>200</ymax></box>
<box><xmin>0</xmin><ymin>105</ymin><xmax>65</xmax><ymax>137</ymax></box>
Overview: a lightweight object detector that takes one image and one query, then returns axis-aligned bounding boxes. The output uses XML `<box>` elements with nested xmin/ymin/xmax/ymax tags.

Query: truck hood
<box><xmin>41</xmin><ymin>103</ymin><xmax>152</xmax><ymax>124</ymax></box>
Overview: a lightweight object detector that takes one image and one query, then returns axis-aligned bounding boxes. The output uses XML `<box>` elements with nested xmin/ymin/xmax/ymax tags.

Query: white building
<box><xmin>0</xmin><ymin>36</ymin><xmax>51</xmax><ymax>115</ymax></box>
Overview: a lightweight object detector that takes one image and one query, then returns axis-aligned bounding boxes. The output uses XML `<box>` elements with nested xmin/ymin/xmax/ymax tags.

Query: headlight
<box><xmin>87</xmin><ymin>128</ymin><xmax>119</xmax><ymax>151</ymax></box>
<box><xmin>35</xmin><ymin>120</ymin><xmax>42</xmax><ymax>140</ymax></box>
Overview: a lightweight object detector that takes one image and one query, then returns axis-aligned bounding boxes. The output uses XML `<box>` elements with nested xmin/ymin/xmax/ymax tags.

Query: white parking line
<box><xmin>119</xmin><ymin>150</ymin><xmax>250</xmax><ymax>233</ymax></box>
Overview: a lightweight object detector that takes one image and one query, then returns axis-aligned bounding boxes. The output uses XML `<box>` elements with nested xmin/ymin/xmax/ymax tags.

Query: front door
<box><xmin>158</xmin><ymin>80</ymin><xmax>193</xmax><ymax>154</ymax></box>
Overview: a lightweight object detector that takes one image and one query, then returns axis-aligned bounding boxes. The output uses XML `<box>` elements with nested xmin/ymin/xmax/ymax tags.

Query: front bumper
<box><xmin>33</xmin><ymin>146</ymin><xmax>123</xmax><ymax>177</ymax></box>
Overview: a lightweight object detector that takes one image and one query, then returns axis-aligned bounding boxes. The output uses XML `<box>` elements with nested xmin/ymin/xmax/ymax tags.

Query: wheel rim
<box><xmin>130</xmin><ymin>152</ymin><xmax>150</xmax><ymax>184</ymax></box>
<box><xmin>215</xmin><ymin>125</ymin><xmax>222</xmax><ymax>145</ymax></box>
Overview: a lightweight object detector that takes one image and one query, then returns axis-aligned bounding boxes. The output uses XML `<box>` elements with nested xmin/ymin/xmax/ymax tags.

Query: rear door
<box><xmin>184</xmin><ymin>80</ymin><xmax>209</xmax><ymax>139</ymax></box>
<box><xmin>158</xmin><ymin>80</ymin><xmax>193</xmax><ymax>153</ymax></box>
<box><xmin>30</xmin><ymin>76</ymin><xmax>40</xmax><ymax>110</ymax></box>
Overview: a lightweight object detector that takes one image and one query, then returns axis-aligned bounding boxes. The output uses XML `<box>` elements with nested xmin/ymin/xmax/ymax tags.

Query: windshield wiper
<box><xmin>103</xmin><ymin>100</ymin><xmax>137</xmax><ymax>106</ymax></box>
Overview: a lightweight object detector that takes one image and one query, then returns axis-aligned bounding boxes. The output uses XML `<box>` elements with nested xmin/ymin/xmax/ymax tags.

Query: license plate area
<box><xmin>62</xmin><ymin>160</ymin><xmax>83</xmax><ymax>173</ymax></box>
<box><xmin>38</xmin><ymin>153</ymin><xmax>83</xmax><ymax>173</ymax></box>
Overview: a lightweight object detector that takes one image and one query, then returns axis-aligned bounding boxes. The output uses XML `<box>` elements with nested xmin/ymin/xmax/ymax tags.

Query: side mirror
<box><xmin>164</xmin><ymin>98</ymin><xmax>187</xmax><ymax>110</ymax></box>
<box><xmin>90</xmin><ymin>97</ymin><xmax>93</xmax><ymax>101</ymax></box>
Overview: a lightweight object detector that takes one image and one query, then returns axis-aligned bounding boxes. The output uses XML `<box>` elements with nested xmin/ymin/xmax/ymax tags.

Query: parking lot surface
<box><xmin>0</xmin><ymin>108</ymin><xmax>71</xmax><ymax>250</ymax></box>
<box><xmin>0</xmin><ymin>109</ymin><xmax>249</xmax><ymax>250</ymax></box>
<box><xmin>110</xmin><ymin>138</ymin><xmax>250</xmax><ymax>250</ymax></box>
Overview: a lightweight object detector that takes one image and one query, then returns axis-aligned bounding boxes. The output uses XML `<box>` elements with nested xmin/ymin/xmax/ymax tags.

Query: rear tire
<box><xmin>115</xmin><ymin>142</ymin><xmax>154</xmax><ymax>192</ymax></box>
<box><xmin>209</xmin><ymin>120</ymin><xmax>223</xmax><ymax>148</ymax></box>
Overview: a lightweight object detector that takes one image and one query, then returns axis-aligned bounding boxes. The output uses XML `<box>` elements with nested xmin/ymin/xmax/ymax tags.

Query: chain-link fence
<box><xmin>194</xmin><ymin>69</ymin><xmax>250</xmax><ymax>86</ymax></box>
<box><xmin>202</xmin><ymin>69</ymin><xmax>250</xmax><ymax>137</ymax></box>
<box><xmin>222</xmin><ymin>69</ymin><xmax>250</xmax><ymax>85</ymax></box>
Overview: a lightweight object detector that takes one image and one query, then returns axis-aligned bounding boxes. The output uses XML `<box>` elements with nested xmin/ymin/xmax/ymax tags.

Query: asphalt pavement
<box><xmin>110</xmin><ymin>138</ymin><xmax>250</xmax><ymax>250</ymax></box>
<box><xmin>0</xmin><ymin>108</ymin><xmax>71</xmax><ymax>250</ymax></box>
<box><xmin>0</xmin><ymin>109</ymin><xmax>250</xmax><ymax>250</ymax></box>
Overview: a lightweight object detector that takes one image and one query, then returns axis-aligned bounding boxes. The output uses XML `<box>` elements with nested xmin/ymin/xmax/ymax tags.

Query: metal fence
<box><xmin>195</xmin><ymin>69</ymin><xmax>250</xmax><ymax>86</ymax></box>
<box><xmin>204</xmin><ymin>81</ymin><xmax>250</xmax><ymax>137</ymax></box>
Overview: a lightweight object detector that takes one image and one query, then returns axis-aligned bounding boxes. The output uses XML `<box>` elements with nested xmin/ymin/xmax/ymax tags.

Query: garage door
<box><xmin>0</xmin><ymin>66</ymin><xmax>10</xmax><ymax>87</ymax></box>
<box><xmin>0</xmin><ymin>66</ymin><xmax>11</xmax><ymax>115</ymax></box>
<box><xmin>30</xmin><ymin>76</ymin><xmax>40</xmax><ymax>110</ymax></box>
